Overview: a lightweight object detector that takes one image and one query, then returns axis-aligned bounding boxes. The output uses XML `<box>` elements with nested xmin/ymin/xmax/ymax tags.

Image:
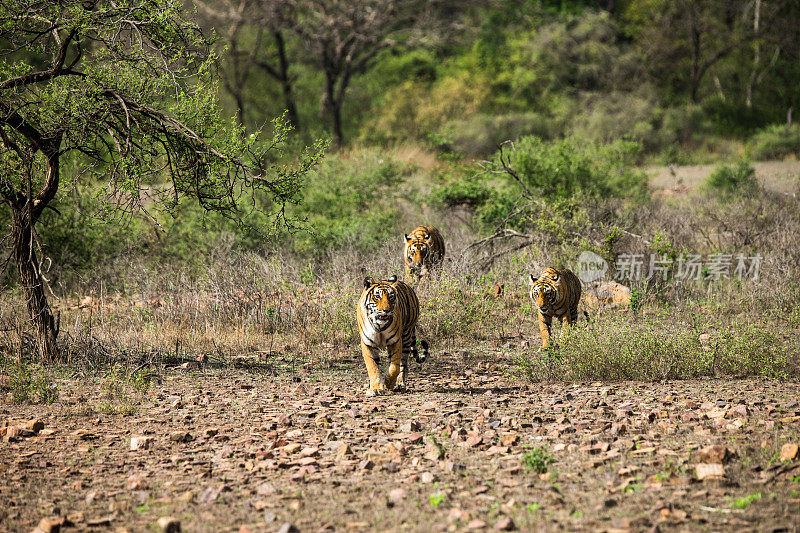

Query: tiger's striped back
<box><xmin>404</xmin><ymin>225</ymin><xmax>445</xmax><ymax>285</ymax></box>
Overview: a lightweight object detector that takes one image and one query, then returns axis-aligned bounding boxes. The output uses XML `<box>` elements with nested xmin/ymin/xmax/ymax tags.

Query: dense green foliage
<box><xmin>197</xmin><ymin>0</ymin><xmax>800</xmax><ymax>160</ymax></box>
<box><xmin>433</xmin><ymin>136</ymin><xmax>647</xmax><ymax>232</ymax></box>
<box><xmin>706</xmin><ymin>160</ymin><xmax>759</xmax><ymax>196</ymax></box>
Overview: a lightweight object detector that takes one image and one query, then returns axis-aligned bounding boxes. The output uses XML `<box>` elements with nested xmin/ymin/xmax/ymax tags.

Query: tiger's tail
<box><xmin>414</xmin><ymin>339</ymin><xmax>429</xmax><ymax>363</ymax></box>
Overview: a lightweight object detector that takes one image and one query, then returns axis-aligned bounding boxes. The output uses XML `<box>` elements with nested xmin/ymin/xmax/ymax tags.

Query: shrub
<box><xmin>706</xmin><ymin>160</ymin><xmax>758</xmax><ymax>195</ymax></box>
<box><xmin>514</xmin><ymin>313</ymin><xmax>799</xmax><ymax>382</ymax></box>
<box><xmin>522</xmin><ymin>447</ymin><xmax>555</xmax><ymax>474</ymax></box>
<box><xmin>440</xmin><ymin>112</ymin><xmax>555</xmax><ymax>156</ymax></box>
<box><xmin>499</xmin><ymin>136</ymin><xmax>648</xmax><ymax>201</ymax></box>
<box><xmin>2</xmin><ymin>359</ymin><xmax>59</xmax><ymax>404</ymax></box>
<box><xmin>283</xmin><ymin>152</ymin><xmax>412</xmax><ymax>255</ymax></box>
<box><xmin>748</xmin><ymin>124</ymin><xmax>800</xmax><ymax>160</ymax></box>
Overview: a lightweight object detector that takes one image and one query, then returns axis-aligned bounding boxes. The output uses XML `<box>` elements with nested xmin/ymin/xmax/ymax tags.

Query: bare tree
<box><xmin>0</xmin><ymin>0</ymin><xmax>323</xmax><ymax>361</ymax></box>
<box><xmin>286</xmin><ymin>0</ymin><xmax>444</xmax><ymax>146</ymax></box>
<box><xmin>193</xmin><ymin>0</ymin><xmax>300</xmax><ymax>127</ymax></box>
<box><xmin>633</xmin><ymin>0</ymin><xmax>795</xmax><ymax>105</ymax></box>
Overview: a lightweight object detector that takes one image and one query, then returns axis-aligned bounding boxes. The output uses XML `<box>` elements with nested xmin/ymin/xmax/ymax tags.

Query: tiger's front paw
<box><xmin>366</xmin><ymin>379</ymin><xmax>388</xmax><ymax>396</ymax></box>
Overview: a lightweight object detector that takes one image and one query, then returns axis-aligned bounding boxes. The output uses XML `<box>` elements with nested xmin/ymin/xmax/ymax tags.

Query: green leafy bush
<box><xmin>501</xmin><ymin>136</ymin><xmax>648</xmax><ymax>200</ymax></box>
<box><xmin>3</xmin><ymin>360</ymin><xmax>59</xmax><ymax>404</ymax></box>
<box><xmin>283</xmin><ymin>152</ymin><xmax>411</xmax><ymax>255</ymax></box>
<box><xmin>514</xmin><ymin>314</ymin><xmax>799</xmax><ymax>382</ymax></box>
<box><xmin>706</xmin><ymin>160</ymin><xmax>758</xmax><ymax>195</ymax></box>
<box><xmin>522</xmin><ymin>447</ymin><xmax>555</xmax><ymax>474</ymax></box>
<box><xmin>748</xmin><ymin>124</ymin><xmax>800</xmax><ymax>160</ymax></box>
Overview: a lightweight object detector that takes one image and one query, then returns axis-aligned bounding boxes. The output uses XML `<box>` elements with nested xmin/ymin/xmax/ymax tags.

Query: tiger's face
<box><xmin>530</xmin><ymin>273</ymin><xmax>559</xmax><ymax>312</ymax></box>
<box><xmin>364</xmin><ymin>279</ymin><xmax>397</xmax><ymax>328</ymax></box>
<box><xmin>405</xmin><ymin>239</ymin><xmax>430</xmax><ymax>271</ymax></box>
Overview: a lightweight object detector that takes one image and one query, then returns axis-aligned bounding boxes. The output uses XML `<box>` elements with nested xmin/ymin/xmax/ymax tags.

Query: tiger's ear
<box><xmin>553</xmin><ymin>273</ymin><xmax>559</xmax><ymax>281</ymax></box>
<box><xmin>529</xmin><ymin>274</ymin><xmax>537</xmax><ymax>283</ymax></box>
<box><xmin>363</xmin><ymin>276</ymin><xmax>374</xmax><ymax>289</ymax></box>
<box><xmin>404</xmin><ymin>234</ymin><xmax>411</xmax><ymax>243</ymax></box>
<box><xmin>387</xmin><ymin>274</ymin><xmax>398</xmax><ymax>283</ymax></box>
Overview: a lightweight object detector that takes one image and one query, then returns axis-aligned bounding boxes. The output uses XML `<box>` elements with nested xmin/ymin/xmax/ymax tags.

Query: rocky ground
<box><xmin>2</xmin><ymin>351</ymin><xmax>800</xmax><ymax>533</ymax></box>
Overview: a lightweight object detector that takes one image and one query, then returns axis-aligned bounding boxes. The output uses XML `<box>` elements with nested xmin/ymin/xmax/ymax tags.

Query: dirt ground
<box><xmin>2</xmin><ymin>350</ymin><xmax>800</xmax><ymax>533</ymax></box>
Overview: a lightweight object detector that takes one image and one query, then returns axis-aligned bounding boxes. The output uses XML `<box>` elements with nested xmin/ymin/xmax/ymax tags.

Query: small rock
<box><xmin>276</xmin><ymin>523</ymin><xmax>299</xmax><ymax>533</ymax></box>
<box><xmin>157</xmin><ymin>517</ymin><xmax>181</xmax><ymax>533</ymax></box>
<box><xmin>494</xmin><ymin>517</ymin><xmax>516</xmax><ymax>531</ymax></box>
<box><xmin>780</xmin><ymin>443</ymin><xmax>799</xmax><ymax>462</ymax></box>
<box><xmin>169</xmin><ymin>431</ymin><xmax>192</xmax><ymax>443</ymax></box>
<box><xmin>467</xmin><ymin>518</ymin><xmax>487</xmax><ymax>530</ymax></box>
<box><xmin>699</xmin><ymin>445</ymin><xmax>731</xmax><ymax>464</ymax></box>
<box><xmin>358</xmin><ymin>459</ymin><xmax>374</xmax><ymax>471</ymax></box>
<box><xmin>400</xmin><ymin>421</ymin><xmax>420</xmax><ymax>432</ymax></box>
<box><xmin>33</xmin><ymin>516</ymin><xmax>64</xmax><ymax>533</ymax></box>
<box><xmin>283</xmin><ymin>443</ymin><xmax>302</xmax><ymax>454</ymax></box>
<box><xmin>130</xmin><ymin>436</ymin><xmax>154</xmax><ymax>451</ymax></box>
<box><xmin>256</xmin><ymin>482</ymin><xmax>277</xmax><ymax>496</ymax></box>
<box><xmin>421</xmin><ymin>472</ymin><xmax>435</xmax><ymax>483</ymax></box>
<box><xmin>336</xmin><ymin>443</ymin><xmax>352</xmax><ymax>460</ymax></box>
<box><xmin>466</xmin><ymin>435</ymin><xmax>482</xmax><ymax>447</ymax></box>
<box><xmin>24</xmin><ymin>419</ymin><xmax>45</xmax><ymax>433</ymax></box>
<box><xmin>387</xmin><ymin>488</ymin><xmax>406</xmax><ymax>506</ymax></box>
<box><xmin>695</xmin><ymin>463</ymin><xmax>726</xmax><ymax>480</ymax></box>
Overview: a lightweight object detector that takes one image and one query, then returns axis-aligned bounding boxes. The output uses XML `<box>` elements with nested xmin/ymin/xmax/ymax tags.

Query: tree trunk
<box><xmin>273</xmin><ymin>31</ymin><xmax>300</xmax><ymax>128</ymax></box>
<box><xmin>11</xmin><ymin>205</ymin><xmax>60</xmax><ymax>361</ymax></box>
<box><xmin>323</xmin><ymin>71</ymin><xmax>344</xmax><ymax>147</ymax></box>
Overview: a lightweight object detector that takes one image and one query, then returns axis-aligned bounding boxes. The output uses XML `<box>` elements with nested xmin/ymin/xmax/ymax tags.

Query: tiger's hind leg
<box><xmin>559</xmin><ymin>307</ymin><xmax>579</xmax><ymax>344</ymax></box>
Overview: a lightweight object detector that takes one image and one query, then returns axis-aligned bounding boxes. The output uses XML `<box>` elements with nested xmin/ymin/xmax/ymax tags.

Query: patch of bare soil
<box><xmin>2</xmin><ymin>352</ymin><xmax>800</xmax><ymax>532</ymax></box>
<box><xmin>649</xmin><ymin>160</ymin><xmax>800</xmax><ymax>196</ymax></box>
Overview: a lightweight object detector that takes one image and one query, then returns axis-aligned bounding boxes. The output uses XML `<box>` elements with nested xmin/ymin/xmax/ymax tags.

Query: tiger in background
<box><xmin>357</xmin><ymin>275</ymin><xmax>429</xmax><ymax>395</ymax></box>
<box><xmin>529</xmin><ymin>267</ymin><xmax>586</xmax><ymax>349</ymax></box>
<box><xmin>404</xmin><ymin>225</ymin><xmax>445</xmax><ymax>288</ymax></box>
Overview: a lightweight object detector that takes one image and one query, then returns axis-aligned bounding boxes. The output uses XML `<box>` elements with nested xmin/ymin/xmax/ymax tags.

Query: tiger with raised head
<box><xmin>404</xmin><ymin>225</ymin><xmax>445</xmax><ymax>287</ymax></box>
<box><xmin>529</xmin><ymin>267</ymin><xmax>584</xmax><ymax>349</ymax></box>
<box><xmin>357</xmin><ymin>275</ymin><xmax>429</xmax><ymax>395</ymax></box>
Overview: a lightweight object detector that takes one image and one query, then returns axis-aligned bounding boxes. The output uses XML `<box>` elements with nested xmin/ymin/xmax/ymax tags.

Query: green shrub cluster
<box><xmin>514</xmin><ymin>314</ymin><xmax>799</xmax><ymax>382</ymax></box>
<box><xmin>2</xmin><ymin>359</ymin><xmax>59</xmax><ymax>404</ymax></box>
<box><xmin>432</xmin><ymin>135</ymin><xmax>647</xmax><ymax>233</ymax></box>
<box><xmin>705</xmin><ymin>160</ymin><xmax>759</xmax><ymax>195</ymax></box>
<box><xmin>747</xmin><ymin>124</ymin><xmax>800</xmax><ymax>160</ymax></box>
<box><xmin>281</xmin><ymin>152</ymin><xmax>413</xmax><ymax>255</ymax></box>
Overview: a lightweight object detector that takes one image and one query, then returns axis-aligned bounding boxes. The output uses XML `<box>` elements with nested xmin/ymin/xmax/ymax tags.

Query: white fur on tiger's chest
<box><xmin>360</xmin><ymin>308</ymin><xmax>401</xmax><ymax>348</ymax></box>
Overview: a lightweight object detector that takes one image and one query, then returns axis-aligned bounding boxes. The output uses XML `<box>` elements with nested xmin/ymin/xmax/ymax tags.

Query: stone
<box><xmin>399</xmin><ymin>421</ymin><xmax>420</xmax><ymax>432</ymax></box>
<box><xmin>169</xmin><ymin>431</ymin><xmax>192</xmax><ymax>443</ymax></box>
<box><xmin>695</xmin><ymin>463</ymin><xmax>725</xmax><ymax>480</ymax></box>
<box><xmin>335</xmin><ymin>443</ymin><xmax>352</xmax><ymax>460</ymax></box>
<box><xmin>130</xmin><ymin>436</ymin><xmax>154</xmax><ymax>451</ymax></box>
<box><xmin>780</xmin><ymin>443</ymin><xmax>799</xmax><ymax>462</ymax></box>
<box><xmin>157</xmin><ymin>517</ymin><xmax>181</xmax><ymax>533</ymax></box>
<box><xmin>33</xmin><ymin>516</ymin><xmax>64</xmax><ymax>533</ymax></box>
<box><xmin>494</xmin><ymin>517</ymin><xmax>516</xmax><ymax>531</ymax></box>
<box><xmin>467</xmin><ymin>518</ymin><xmax>487</xmax><ymax>530</ymax></box>
<box><xmin>276</xmin><ymin>523</ymin><xmax>299</xmax><ymax>533</ymax></box>
<box><xmin>699</xmin><ymin>445</ymin><xmax>731</xmax><ymax>464</ymax></box>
